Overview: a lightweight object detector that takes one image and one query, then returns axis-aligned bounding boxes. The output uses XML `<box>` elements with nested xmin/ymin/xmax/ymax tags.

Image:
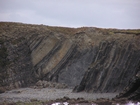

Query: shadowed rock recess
<box><xmin>0</xmin><ymin>22</ymin><xmax>140</xmax><ymax>100</ymax></box>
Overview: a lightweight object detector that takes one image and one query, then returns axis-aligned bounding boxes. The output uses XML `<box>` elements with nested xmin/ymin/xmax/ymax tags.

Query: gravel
<box><xmin>0</xmin><ymin>88</ymin><xmax>118</xmax><ymax>103</ymax></box>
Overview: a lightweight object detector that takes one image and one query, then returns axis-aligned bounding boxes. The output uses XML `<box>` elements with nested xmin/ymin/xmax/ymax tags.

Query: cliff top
<box><xmin>0</xmin><ymin>22</ymin><xmax>140</xmax><ymax>49</ymax></box>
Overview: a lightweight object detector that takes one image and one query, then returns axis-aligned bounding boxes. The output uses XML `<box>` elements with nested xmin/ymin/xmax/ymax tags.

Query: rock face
<box><xmin>0</xmin><ymin>22</ymin><xmax>140</xmax><ymax>99</ymax></box>
<box><xmin>117</xmin><ymin>70</ymin><xmax>140</xmax><ymax>101</ymax></box>
<box><xmin>73</xmin><ymin>40</ymin><xmax>140</xmax><ymax>93</ymax></box>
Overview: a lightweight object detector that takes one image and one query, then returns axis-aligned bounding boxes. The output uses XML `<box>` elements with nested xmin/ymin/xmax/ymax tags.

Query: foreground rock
<box><xmin>0</xmin><ymin>22</ymin><xmax>140</xmax><ymax>101</ymax></box>
<box><xmin>116</xmin><ymin>71</ymin><xmax>140</xmax><ymax>101</ymax></box>
<box><xmin>0</xmin><ymin>95</ymin><xmax>139</xmax><ymax>105</ymax></box>
<box><xmin>34</xmin><ymin>80</ymin><xmax>67</xmax><ymax>89</ymax></box>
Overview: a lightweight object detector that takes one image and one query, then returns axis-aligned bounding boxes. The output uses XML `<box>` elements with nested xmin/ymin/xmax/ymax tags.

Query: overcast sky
<box><xmin>0</xmin><ymin>0</ymin><xmax>140</xmax><ymax>29</ymax></box>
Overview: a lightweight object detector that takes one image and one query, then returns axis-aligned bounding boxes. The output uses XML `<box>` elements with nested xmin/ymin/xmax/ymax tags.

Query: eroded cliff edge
<box><xmin>0</xmin><ymin>22</ymin><xmax>140</xmax><ymax>100</ymax></box>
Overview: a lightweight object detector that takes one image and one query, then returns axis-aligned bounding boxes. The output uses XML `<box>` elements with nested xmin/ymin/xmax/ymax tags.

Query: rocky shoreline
<box><xmin>0</xmin><ymin>87</ymin><xmax>139</xmax><ymax>105</ymax></box>
<box><xmin>0</xmin><ymin>80</ymin><xmax>139</xmax><ymax>105</ymax></box>
<box><xmin>0</xmin><ymin>87</ymin><xmax>119</xmax><ymax>104</ymax></box>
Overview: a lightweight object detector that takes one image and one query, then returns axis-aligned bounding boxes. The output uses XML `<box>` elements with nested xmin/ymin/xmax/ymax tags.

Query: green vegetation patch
<box><xmin>11</xmin><ymin>37</ymin><xmax>25</xmax><ymax>45</ymax></box>
<box><xmin>0</xmin><ymin>38</ymin><xmax>8</xmax><ymax>67</ymax></box>
<box><xmin>0</xmin><ymin>38</ymin><xmax>9</xmax><ymax>87</ymax></box>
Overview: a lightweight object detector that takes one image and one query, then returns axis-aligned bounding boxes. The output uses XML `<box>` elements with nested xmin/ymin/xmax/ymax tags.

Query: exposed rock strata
<box><xmin>0</xmin><ymin>22</ymin><xmax>140</xmax><ymax>100</ymax></box>
<box><xmin>73</xmin><ymin>40</ymin><xmax>140</xmax><ymax>93</ymax></box>
<box><xmin>116</xmin><ymin>69</ymin><xmax>140</xmax><ymax>100</ymax></box>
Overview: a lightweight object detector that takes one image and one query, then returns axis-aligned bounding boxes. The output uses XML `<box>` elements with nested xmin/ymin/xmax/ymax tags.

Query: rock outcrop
<box><xmin>73</xmin><ymin>40</ymin><xmax>140</xmax><ymax>93</ymax></box>
<box><xmin>116</xmin><ymin>69</ymin><xmax>140</xmax><ymax>101</ymax></box>
<box><xmin>0</xmin><ymin>22</ymin><xmax>140</xmax><ymax>100</ymax></box>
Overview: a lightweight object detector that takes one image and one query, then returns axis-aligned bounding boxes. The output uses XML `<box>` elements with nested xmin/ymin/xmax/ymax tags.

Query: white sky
<box><xmin>0</xmin><ymin>0</ymin><xmax>140</xmax><ymax>29</ymax></box>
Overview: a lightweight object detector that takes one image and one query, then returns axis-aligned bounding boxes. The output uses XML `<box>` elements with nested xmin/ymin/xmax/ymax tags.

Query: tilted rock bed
<box><xmin>0</xmin><ymin>22</ymin><xmax>140</xmax><ymax>101</ymax></box>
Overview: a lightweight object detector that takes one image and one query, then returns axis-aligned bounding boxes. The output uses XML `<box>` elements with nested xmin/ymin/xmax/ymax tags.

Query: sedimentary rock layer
<box><xmin>0</xmin><ymin>22</ymin><xmax>140</xmax><ymax>100</ymax></box>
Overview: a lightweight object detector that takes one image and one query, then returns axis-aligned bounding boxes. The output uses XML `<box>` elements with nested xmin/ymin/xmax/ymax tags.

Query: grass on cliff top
<box><xmin>94</xmin><ymin>28</ymin><xmax>140</xmax><ymax>35</ymax></box>
<box><xmin>0</xmin><ymin>22</ymin><xmax>140</xmax><ymax>38</ymax></box>
<box><xmin>0</xmin><ymin>38</ymin><xmax>8</xmax><ymax>68</ymax></box>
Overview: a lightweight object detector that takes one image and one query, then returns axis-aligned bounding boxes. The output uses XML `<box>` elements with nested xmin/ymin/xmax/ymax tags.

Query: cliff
<box><xmin>0</xmin><ymin>22</ymin><xmax>140</xmax><ymax>100</ymax></box>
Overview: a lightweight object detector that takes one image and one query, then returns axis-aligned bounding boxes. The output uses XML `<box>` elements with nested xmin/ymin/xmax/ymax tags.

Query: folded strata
<box><xmin>0</xmin><ymin>22</ymin><xmax>140</xmax><ymax>100</ymax></box>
